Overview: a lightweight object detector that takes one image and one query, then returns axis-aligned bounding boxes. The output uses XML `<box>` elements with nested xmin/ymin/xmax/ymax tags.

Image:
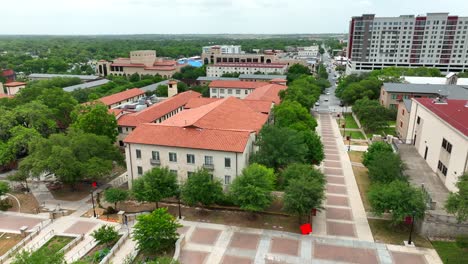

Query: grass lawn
<box><xmin>38</xmin><ymin>236</ymin><xmax>74</xmax><ymax>253</ymax></box>
<box><xmin>387</xmin><ymin>120</ymin><xmax>396</xmax><ymax>127</ymax></box>
<box><xmin>0</xmin><ymin>233</ymin><xmax>23</xmax><ymax>256</ymax></box>
<box><xmin>431</xmin><ymin>241</ymin><xmax>468</xmax><ymax>264</ymax></box>
<box><xmin>343</xmin><ymin>130</ymin><xmax>366</xmax><ymax>140</ymax></box>
<box><xmin>368</xmin><ymin>219</ymin><xmax>433</xmax><ymax>248</ymax></box>
<box><xmin>344</xmin><ymin>113</ymin><xmax>359</xmax><ymax>129</ymax></box>
<box><xmin>352</xmin><ymin>166</ymin><xmax>371</xmax><ymax>211</ymax></box>
<box><xmin>348</xmin><ymin>151</ymin><xmax>364</xmax><ymax>163</ymax></box>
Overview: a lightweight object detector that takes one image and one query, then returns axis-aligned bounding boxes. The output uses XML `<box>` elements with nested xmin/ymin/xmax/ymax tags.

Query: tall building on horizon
<box><xmin>346</xmin><ymin>13</ymin><xmax>468</xmax><ymax>75</ymax></box>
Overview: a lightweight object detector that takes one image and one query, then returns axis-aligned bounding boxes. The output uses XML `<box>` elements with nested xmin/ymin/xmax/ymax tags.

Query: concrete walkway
<box><xmin>174</xmin><ymin>220</ymin><xmax>441</xmax><ymax>264</ymax></box>
<box><xmin>314</xmin><ymin>113</ymin><xmax>374</xmax><ymax>242</ymax></box>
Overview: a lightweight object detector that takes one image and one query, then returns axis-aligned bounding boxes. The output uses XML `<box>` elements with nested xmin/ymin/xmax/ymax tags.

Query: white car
<box><xmin>326</xmin><ymin>92</ymin><xmax>330</xmax><ymax>95</ymax></box>
<box><xmin>315</xmin><ymin>102</ymin><xmax>320</xmax><ymax>106</ymax></box>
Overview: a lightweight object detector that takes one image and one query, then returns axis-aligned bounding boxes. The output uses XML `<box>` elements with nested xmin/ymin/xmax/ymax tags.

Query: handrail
<box><xmin>67</xmin><ymin>238</ymin><xmax>97</xmax><ymax>263</ymax></box>
<box><xmin>98</xmin><ymin>231</ymin><xmax>129</xmax><ymax>264</ymax></box>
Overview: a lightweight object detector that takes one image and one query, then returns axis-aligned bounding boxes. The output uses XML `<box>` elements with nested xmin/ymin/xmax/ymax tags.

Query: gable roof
<box><xmin>99</xmin><ymin>88</ymin><xmax>145</xmax><ymax>106</ymax></box>
<box><xmin>124</xmin><ymin>124</ymin><xmax>252</xmax><ymax>153</ymax></box>
<box><xmin>415</xmin><ymin>98</ymin><xmax>468</xmax><ymax>137</ymax></box>
<box><xmin>159</xmin><ymin>97</ymin><xmax>268</xmax><ymax>133</ymax></box>
<box><xmin>243</xmin><ymin>100</ymin><xmax>273</xmax><ymax>114</ymax></box>
<box><xmin>209</xmin><ymin>80</ymin><xmax>267</xmax><ymax>89</ymax></box>
<box><xmin>4</xmin><ymin>82</ymin><xmax>26</xmax><ymax>87</ymax></box>
<box><xmin>117</xmin><ymin>90</ymin><xmax>201</xmax><ymax>127</ymax></box>
<box><xmin>245</xmin><ymin>83</ymin><xmax>287</xmax><ymax>104</ymax></box>
<box><xmin>238</xmin><ymin>74</ymin><xmax>287</xmax><ymax>80</ymax></box>
<box><xmin>382</xmin><ymin>83</ymin><xmax>468</xmax><ymax>100</ymax></box>
<box><xmin>185</xmin><ymin>98</ymin><xmax>221</xmax><ymax>109</ymax></box>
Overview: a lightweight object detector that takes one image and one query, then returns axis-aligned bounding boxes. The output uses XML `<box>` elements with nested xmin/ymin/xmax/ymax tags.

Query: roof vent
<box><xmin>465</xmin><ymin>101</ymin><xmax>468</xmax><ymax>108</ymax></box>
<box><xmin>433</xmin><ymin>96</ymin><xmax>448</xmax><ymax>105</ymax></box>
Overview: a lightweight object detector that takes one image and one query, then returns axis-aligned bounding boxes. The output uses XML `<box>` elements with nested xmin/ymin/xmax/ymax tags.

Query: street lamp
<box><xmin>408</xmin><ymin>210</ymin><xmax>416</xmax><ymax>245</ymax></box>
<box><xmin>176</xmin><ymin>189</ymin><xmax>182</xmax><ymax>220</ymax></box>
<box><xmin>90</xmin><ymin>190</ymin><xmax>97</xmax><ymax>218</ymax></box>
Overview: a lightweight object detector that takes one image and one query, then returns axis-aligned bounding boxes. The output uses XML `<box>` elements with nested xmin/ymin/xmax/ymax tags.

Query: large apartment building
<box><xmin>347</xmin><ymin>13</ymin><xmax>468</xmax><ymax>74</ymax></box>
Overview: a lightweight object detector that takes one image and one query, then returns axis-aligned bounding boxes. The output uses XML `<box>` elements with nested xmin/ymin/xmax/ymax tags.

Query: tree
<box><xmin>71</xmin><ymin>103</ymin><xmax>118</xmax><ymax>143</ymax></box>
<box><xmin>104</xmin><ymin>188</ymin><xmax>128</xmax><ymax>210</ymax></box>
<box><xmin>445</xmin><ymin>173</ymin><xmax>468</xmax><ymax>222</ymax></box>
<box><xmin>156</xmin><ymin>85</ymin><xmax>168</xmax><ymax>97</ymax></box>
<box><xmin>273</xmin><ymin>100</ymin><xmax>317</xmax><ymax>131</ymax></box>
<box><xmin>133</xmin><ymin>208</ymin><xmax>181</xmax><ymax>253</ymax></box>
<box><xmin>301</xmin><ymin>131</ymin><xmax>324</xmax><ymax>165</ymax></box>
<box><xmin>280</xmin><ymin>163</ymin><xmax>325</xmax><ymax>188</ymax></box>
<box><xmin>181</xmin><ymin>169</ymin><xmax>223</xmax><ymax>208</ymax></box>
<box><xmin>132</xmin><ymin>167</ymin><xmax>178</xmax><ymax>209</ymax></box>
<box><xmin>362</xmin><ymin>141</ymin><xmax>393</xmax><ymax>167</ymax></box>
<box><xmin>0</xmin><ymin>181</ymin><xmax>9</xmax><ymax>196</ymax></box>
<box><xmin>230</xmin><ymin>164</ymin><xmax>275</xmax><ymax>213</ymax></box>
<box><xmin>19</xmin><ymin>129</ymin><xmax>123</xmax><ymax>189</ymax></box>
<box><xmin>14</xmin><ymin>101</ymin><xmax>57</xmax><ymax>137</ymax></box>
<box><xmin>367</xmin><ymin>180</ymin><xmax>426</xmax><ymax>224</ymax></box>
<box><xmin>251</xmin><ymin>125</ymin><xmax>308</xmax><ymax>171</ymax></box>
<box><xmin>129</xmin><ymin>73</ymin><xmax>141</xmax><ymax>82</ymax></box>
<box><xmin>12</xmin><ymin>248</ymin><xmax>65</xmax><ymax>264</ymax></box>
<box><xmin>6</xmin><ymin>126</ymin><xmax>41</xmax><ymax>160</ymax></box>
<box><xmin>91</xmin><ymin>225</ymin><xmax>119</xmax><ymax>247</ymax></box>
<box><xmin>352</xmin><ymin>97</ymin><xmax>393</xmax><ymax>132</ymax></box>
<box><xmin>37</xmin><ymin>88</ymin><xmax>78</xmax><ymax>128</ymax></box>
<box><xmin>367</xmin><ymin>152</ymin><xmax>406</xmax><ymax>183</ymax></box>
<box><xmin>284</xmin><ymin>174</ymin><xmax>326</xmax><ymax>223</ymax></box>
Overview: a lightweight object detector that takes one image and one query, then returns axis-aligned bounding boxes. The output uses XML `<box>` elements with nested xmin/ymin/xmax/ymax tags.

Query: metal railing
<box><xmin>58</xmin><ymin>234</ymin><xmax>83</xmax><ymax>254</ymax></box>
<box><xmin>0</xmin><ymin>227</ymin><xmax>44</xmax><ymax>263</ymax></box>
<box><xmin>99</xmin><ymin>231</ymin><xmax>130</xmax><ymax>264</ymax></box>
<box><xmin>28</xmin><ymin>229</ymin><xmax>55</xmax><ymax>252</ymax></box>
<box><xmin>67</xmin><ymin>238</ymin><xmax>97</xmax><ymax>263</ymax></box>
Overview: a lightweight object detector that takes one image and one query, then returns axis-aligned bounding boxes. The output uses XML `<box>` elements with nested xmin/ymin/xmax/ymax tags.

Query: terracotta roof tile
<box><xmin>160</xmin><ymin>97</ymin><xmax>268</xmax><ymax>133</ymax></box>
<box><xmin>243</xmin><ymin>100</ymin><xmax>273</xmax><ymax>114</ymax></box>
<box><xmin>124</xmin><ymin>124</ymin><xmax>252</xmax><ymax>153</ymax></box>
<box><xmin>209</xmin><ymin>80</ymin><xmax>267</xmax><ymax>89</ymax></box>
<box><xmin>99</xmin><ymin>88</ymin><xmax>145</xmax><ymax>106</ymax></box>
<box><xmin>4</xmin><ymin>81</ymin><xmax>26</xmax><ymax>87</ymax></box>
<box><xmin>117</xmin><ymin>91</ymin><xmax>201</xmax><ymax>127</ymax></box>
<box><xmin>416</xmin><ymin>98</ymin><xmax>468</xmax><ymax>137</ymax></box>
<box><xmin>245</xmin><ymin>84</ymin><xmax>287</xmax><ymax>104</ymax></box>
<box><xmin>212</xmin><ymin>63</ymin><xmax>287</xmax><ymax>68</ymax></box>
<box><xmin>185</xmin><ymin>98</ymin><xmax>221</xmax><ymax>109</ymax></box>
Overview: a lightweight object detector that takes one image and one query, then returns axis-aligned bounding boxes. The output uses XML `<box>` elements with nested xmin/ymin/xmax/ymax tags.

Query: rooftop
<box><xmin>238</xmin><ymin>74</ymin><xmax>287</xmax><ymax>80</ymax></box>
<box><xmin>159</xmin><ymin>97</ymin><xmax>269</xmax><ymax>133</ymax></box>
<box><xmin>403</xmin><ymin>76</ymin><xmax>449</xmax><ymax>85</ymax></box>
<box><xmin>124</xmin><ymin>124</ymin><xmax>252</xmax><ymax>153</ymax></box>
<box><xmin>63</xmin><ymin>79</ymin><xmax>110</xmax><ymax>92</ymax></box>
<box><xmin>4</xmin><ymin>81</ymin><xmax>26</xmax><ymax>87</ymax></box>
<box><xmin>209</xmin><ymin>80</ymin><xmax>268</xmax><ymax>89</ymax></box>
<box><xmin>140</xmin><ymin>79</ymin><xmax>179</xmax><ymax>92</ymax></box>
<box><xmin>415</xmin><ymin>98</ymin><xmax>468</xmax><ymax>137</ymax></box>
<box><xmin>196</xmin><ymin>77</ymin><xmax>239</xmax><ymax>81</ymax></box>
<box><xmin>211</xmin><ymin>63</ymin><xmax>287</xmax><ymax>69</ymax></box>
<box><xmin>28</xmin><ymin>73</ymin><xmax>100</xmax><ymax>81</ymax></box>
<box><xmin>403</xmin><ymin>99</ymin><xmax>412</xmax><ymax>112</ymax></box>
<box><xmin>383</xmin><ymin>83</ymin><xmax>468</xmax><ymax>100</ymax></box>
<box><xmin>99</xmin><ymin>88</ymin><xmax>145</xmax><ymax>106</ymax></box>
<box><xmin>117</xmin><ymin>90</ymin><xmax>201</xmax><ymax>127</ymax></box>
<box><xmin>185</xmin><ymin>98</ymin><xmax>220</xmax><ymax>109</ymax></box>
<box><xmin>245</xmin><ymin>83</ymin><xmax>287</xmax><ymax>104</ymax></box>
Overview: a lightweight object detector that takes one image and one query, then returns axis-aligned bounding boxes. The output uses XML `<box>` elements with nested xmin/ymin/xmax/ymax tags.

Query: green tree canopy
<box><xmin>104</xmin><ymin>188</ymin><xmax>128</xmax><ymax>210</ymax></box>
<box><xmin>19</xmin><ymin>129</ymin><xmax>123</xmax><ymax>188</ymax></box>
<box><xmin>362</xmin><ymin>141</ymin><xmax>394</xmax><ymax>167</ymax></box>
<box><xmin>181</xmin><ymin>169</ymin><xmax>223</xmax><ymax>208</ymax></box>
<box><xmin>37</xmin><ymin>87</ymin><xmax>78</xmax><ymax>128</ymax></box>
<box><xmin>91</xmin><ymin>225</ymin><xmax>120</xmax><ymax>247</ymax></box>
<box><xmin>280</xmin><ymin>163</ymin><xmax>325</xmax><ymax>188</ymax></box>
<box><xmin>14</xmin><ymin>101</ymin><xmax>57</xmax><ymax>137</ymax></box>
<box><xmin>251</xmin><ymin>125</ymin><xmax>308</xmax><ymax>171</ymax></box>
<box><xmin>353</xmin><ymin>97</ymin><xmax>395</xmax><ymax>132</ymax></box>
<box><xmin>445</xmin><ymin>173</ymin><xmax>468</xmax><ymax>222</ymax></box>
<box><xmin>133</xmin><ymin>208</ymin><xmax>181</xmax><ymax>254</ymax></box>
<box><xmin>12</xmin><ymin>248</ymin><xmax>65</xmax><ymax>264</ymax></box>
<box><xmin>230</xmin><ymin>163</ymin><xmax>275</xmax><ymax>213</ymax></box>
<box><xmin>368</xmin><ymin>180</ymin><xmax>426</xmax><ymax>224</ymax></box>
<box><xmin>71</xmin><ymin>103</ymin><xmax>118</xmax><ymax>143</ymax></box>
<box><xmin>273</xmin><ymin>100</ymin><xmax>317</xmax><ymax>131</ymax></box>
<box><xmin>0</xmin><ymin>181</ymin><xmax>10</xmax><ymax>196</ymax></box>
<box><xmin>367</xmin><ymin>152</ymin><xmax>406</xmax><ymax>183</ymax></box>
<box><xmin>301</xmin><ymin>130</ymin><xmax>324</xmax><ymax>165</ymax></box>
<box><xmin>132</xmin><ymin>167</ymin><xmax>178</xmax><ymax>209</ymax></box>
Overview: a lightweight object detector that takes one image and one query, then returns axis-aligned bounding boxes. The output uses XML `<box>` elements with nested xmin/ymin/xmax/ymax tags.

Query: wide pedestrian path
<box><xmin>313</xmin><ymin>113</ymin><xmax>374</xmax><ymax>242</ymax></box>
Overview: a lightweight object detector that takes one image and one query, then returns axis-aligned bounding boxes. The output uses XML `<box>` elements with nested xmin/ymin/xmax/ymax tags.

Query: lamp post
<box><xmin>90</xmin><ymin>191</ymin><xmax>97</xmax><ymax>218</ymax></box>
<box><xmin>347</xmin><ymin>135</ymin><xmax>351</xmax><ymax>151</ymax></box>
<box><xmin>408</xmin><ymin>210</ymin><xmax>416</xmax><ymax>245</ymax></box>
<box><xmin>176</xmin><ymin>189</ymin><xmax>182</xmax><ymax>219</ymax></box>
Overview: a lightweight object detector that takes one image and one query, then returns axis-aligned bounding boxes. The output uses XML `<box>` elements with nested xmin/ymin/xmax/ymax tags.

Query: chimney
<box><xmin>167</xmin><ymin>80</ymin><xmax>178</xmax><ymax>98</ymax></box>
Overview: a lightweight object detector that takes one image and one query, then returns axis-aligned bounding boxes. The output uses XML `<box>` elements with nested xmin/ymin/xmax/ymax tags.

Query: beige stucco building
<box><xmin>3</xmin><ymin>82</ymin><xmax>26</xmax><ymax>96</ymax></box>
<box><xmin>406</xmin><ymin>98</ymin><xmax>468</xmax><ymax>192</ymax></box>
<box><xmin>396</xmin><ymin>99</ymin><xmax>412</xmax><ymax>142</ymax></box>
<box><xmin>97</xmin><ymin>50</ymin><xmax>181</xmax><ymax>78</ymax></box>
<box><xmin>207</xmin><ymin>63</ymin><xmax>287</xmax><ymax>77</ymax></box>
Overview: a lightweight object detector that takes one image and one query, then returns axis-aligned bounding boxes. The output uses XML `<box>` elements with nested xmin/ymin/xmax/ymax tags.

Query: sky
<box><xmin>2</xmin><ymin>0</ymin><xmax>468</xmax><ymax>35</ymax></box>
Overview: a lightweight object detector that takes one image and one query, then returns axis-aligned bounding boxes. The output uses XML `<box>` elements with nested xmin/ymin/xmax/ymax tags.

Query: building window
<box><xmin>220</xmin><ymin>89</ymin><xmax>225</xmax><ymax>94</ymax></box>
<box><xmin>152</xmin><ymin>151</ymin><xmax>160</xmax><ymax>160</ymax></box>
<box><xmin>225</xmin><ymin>175</ymin><xmax>231</xmax><ymax>185</ymax></box>
<box><xmin>169</xmin><ymin>152</ymin><xmax>177</xmax><ymax>162</ymax></box>
<box><xmin>441</xmin><ymin>138</ymin><xmax>452</xmax><ymax>154</ymax></box>
<box><xmin>136</xmin><ymin>149</ymin><xmax>141</xmax><ymax>159</ymax></box>
<box><xmin>245</xmin><ymin>90</ymin><xmax>248</xmax><ymax>94</ymax></box>
<box><xmin>212</xmin><ymin>88</ymin><xmax>217</xmax><ymax>93</ymax></box>
<box><xmin>236</xmin><ymin>89</ymin><xmax>241</xmax><ymax>94</ymax></box>
<box><xmin>228</xmin><ymin>89</ymin><xmax>233</xmax><ymax>94</ymax></box>
<box><xmin>170</xmin><ymin>170</ymin><xmax>178</xmax><ymax>176</ymax></box>
<box><xmin>402</xmin><ymin>109</ymin><xmax>405</xmax><ymax>116</ymax></box>
<box><xmin>400</xmin><ymin>121</ymin><xmax>403</xmax><ymax>128</ymax></box>
<box><xmin>417</xmin><ymin>116</ymin><xmax>421</xmax><ymax>124</ymax></box>
<box><xmin>118</xmin><ymin>127</ymin><xmax>123</xmax><ymax>133</ymax></box>
<box><xmin>137</xmin><ymin>166</ymin><xmax>143</xmax><ymax>175</ymax></box>
<box><xmin>187</xmin><ymin>154</ymin><xmax>195</xmax><ymax>164</ymax></box>
<box><xmin>225</xmin><ymin>157</ymin><xmax>231</xmax><ymax>168</ymax></box>
<box><xmin>204</xmin><ymin>156</ymin><xmax>213</xmax><ymax>165</ymax></box>
<box><xmin>391</xmin><ymin>94</ymin><xmax>398</xmax><ymax>100</ymax></box>
<box><xmin>437</xmin><ymin>161</ymin><xmax>448</xmax><ymax>176</ymax></box>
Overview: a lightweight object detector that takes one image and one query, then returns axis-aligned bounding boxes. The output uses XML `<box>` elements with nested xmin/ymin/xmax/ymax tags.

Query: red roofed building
<box><xmin>98</xmin><ymin>88</ymin><xmax>145</xmax><ymax>109</ymax></box>
<box><xmin>97</xmin><ymin>50</ymin><xmax>181</xmax><ymax>79</ymax></box>
<box><xmin>207</xmin><ymin>62</ymin><xmax>288</xmax><ymax>77</ymax></box>
<box><xmin>406</xmin><ymin>98</ymin><xmax>468</xmax><ymax>191</ymax></box>
<box><xmin>116</xmin><ymin>90</ymin><xmax>201</xmax><ymax>146</ymax></box>
<box><xmin>4</xmin><ymin>81</ymin><xmax>27</xmax><ymax>96</ymax></box>
<box><xmin>2</xmin><ymin>69</ymin><xmax>16</xmax><ymax>82</ymax></box>
<box><xmin>245</xmin><ymin>83</ymin><xmax>287</xmax><ymax>105</ymax></box>
<box><xmin>209</xmin><ymin>80</ymin><xmax>267</xmax><ymax>99</ymax></box>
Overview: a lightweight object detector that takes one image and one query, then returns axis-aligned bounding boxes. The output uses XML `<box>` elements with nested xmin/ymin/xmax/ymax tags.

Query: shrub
<box><xmin>91</xmin><ymin>225</ymin><xmax>119</xmax><ymax>247</ymax></box>
<box><xmin>456</xmin><ymin>235</ymin><xmax>468</xmax><ymax>248</ymax></box>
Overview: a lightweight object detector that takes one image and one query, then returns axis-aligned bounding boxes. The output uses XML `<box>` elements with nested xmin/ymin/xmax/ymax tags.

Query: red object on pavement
<box><xmin>405</xmin><ymin>216</ymin><xmax>413</xmax><ymax>224</ymax></box>
<box><xmin>300</xmin><ymin>223</ymin><xmax>312</xmax><ymax>235</ymax></box>
<box><xmin>92</xmin><ymin>181</ymin><xmax>97</xmax><ymax>188</ymax></box>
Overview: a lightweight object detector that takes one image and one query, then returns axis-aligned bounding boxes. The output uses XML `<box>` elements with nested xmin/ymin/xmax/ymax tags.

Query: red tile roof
<box><xmin>109</xmin><ymin>109</ymin><xmax>124</xmax><ymax>117</ymax></box>
<box><xmin>209</xmin><ymin>80</ymin><xmax>267</xmax><ymax>89</ymax></box>
<box><xmin>2</xmin><ymin>69</ymin><xmax>14</xmax><ymax>76</ymax></box>
<box><xmin>155</xmin><ymin>60</ymin><xmax>177</xmax><ymax>66</ymax></box>
<box><xmin>185</xmin><ymin>98</ymin><xmax>220</xmax><ymax>109</ymax></box>
<box><xmin>117</xmin><ymin>91</ymin><xmax>201</xmax><ymax>127</ymax></box>
<box><xmin>160</xmin><ymin>97</ymin><xmax>268</xmax><ymax>133</ymax></box>
<box><xmin>110</xmin><ymin>63</ymin><xmax>145</xmax><ymax>68</ymax></box>
<box><xmin>124</xmin><ymin>124</ymin><xmax>252</xmax><ymax>153</ymax></box>
<box><xmin>144</xmin><ymin>66</ymin><xmax>176</xmax><ymax>71</ymax></box>
<box><xmin>99</xmin><ymin>88</ymin><xmax>145</xmax><ymax>106</ymax></box>
<box><xmin>416</xmin><ymin>98</ymin><xmax>468</xmax><ymax>137</ymax></box>
<box><xmin>212</xmin><ymin>63</ymin><xmax>287</xmax><ymax>68</ymax></box>
<box><xmin>245</xmin><ymin>84</ymin><xmax>287</xmax><ymax>105</ymax></box>
<box><xmin>243</xmin><ymin>100</ymin><xmax>273</xmax><ymax>114</ymax></box>
<box><xmin>4</xmin><ymin>81</ymin><xmax>26</xmax><ymax>87</ymax></box>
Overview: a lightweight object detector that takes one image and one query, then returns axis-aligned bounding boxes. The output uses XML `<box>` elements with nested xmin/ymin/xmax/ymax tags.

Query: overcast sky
<box><xmin>3</xmin><ymin>0</ymin><xmax>468</xmax><ymax>35</ymax></box>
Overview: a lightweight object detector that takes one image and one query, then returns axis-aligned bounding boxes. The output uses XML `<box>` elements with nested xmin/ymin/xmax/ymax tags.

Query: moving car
<box><xmin>315</xmin><ymin>102</ymin><xmax>320</xmax><ymax>106</ymax></box>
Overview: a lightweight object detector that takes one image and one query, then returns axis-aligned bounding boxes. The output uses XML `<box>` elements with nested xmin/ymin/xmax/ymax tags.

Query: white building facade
<box><xmin>207</xmin><ymin>63</ymin><xmax>287</xmax><ymax>77</ymax></box>
<box><xmin>347</xmin><ymin>13</ymin><xmax>468</xmax><ymax>75</ymax></box>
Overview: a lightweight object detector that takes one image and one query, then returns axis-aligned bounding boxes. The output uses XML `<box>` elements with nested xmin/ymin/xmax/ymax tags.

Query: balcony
<box><xmin>150</xmin><ymin>159</ymin><xmax>161</xmax><ymax>166</ymax></box>
<box><xmin>203</xmin><ymin>163</ymin><xmax>215</xmax><ymax>170</ymax></box>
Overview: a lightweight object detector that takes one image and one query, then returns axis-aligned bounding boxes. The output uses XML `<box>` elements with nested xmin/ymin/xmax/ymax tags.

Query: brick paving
<box><xmin>179</xmin><ymin>249</ymin><xmax>209</xmax><ymax>264</ymax></box>
<box><xmin>326</xmin><ymin>184</ymin><xmax>348</xmax><ymax>194</ymax></box>
<box><xmin>0</xmin><ymin>214</ymin><xmax>43</xmax><ymax>232</ymax></box>
<box><xmin>63</xmin><ymin>221</ymin><xmax>97</xmax><ymax>234</ymax></box>
<box><xmin>391</xmin><ymin>251</ymin><xmax>428</xmax><ymax>264</ymax></box>
<box><xmin>326</xmin><ymin>195</ymin><xmax>349</xmax><ymax>207</ymax></box>
<box><xmin>327</xmin><ymin>175</ymin><xmax>346</xmax><ymax>185</ymax></box>
<box><xmin>229</xmin><ymin>232</ymin><xmax>260</xmax><ymax>250</ymax></box>
<box><xmin>270</xmin><ymin>237</ymin><xmax>300</xmax><ymax>256</ymax></box>
<box><xmin>314</xmin><ymin>243</ymin><xmax>379</xmax><ymax>264</ymax></box>
<box><xmin>324</xmin><ymin>167</ymin><xmax>344</xmax><ymax>175</ymax></box>
<box><xmin>326</xmin><ymin>207</ymin><xmax>353</xmax><ymax>221</ymax></box>
<box><xmin>326</xmin><ymin>221</ymin><xmax>356</xmax><ymax>237</ymax></box>
<box><xmin>221</xmin><ymin>255</ymin><xmax>254</xmax><ymax>264</ymax></box>
<box><xmin>190</xmin><ymin>227</ymin><xmax>221</xmax><ymax>245</ymax></box>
